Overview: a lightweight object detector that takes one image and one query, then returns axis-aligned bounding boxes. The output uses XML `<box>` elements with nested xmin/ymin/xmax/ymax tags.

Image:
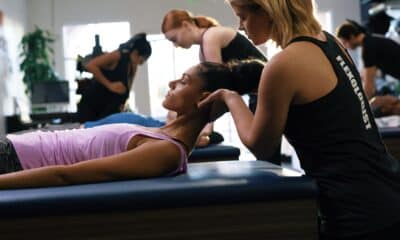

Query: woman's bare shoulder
<box><xmin>268</xmin><ymin>43</ymin><xmax>320</xmax><ymax>75</ymax></box>
<box><xmin>259</xmin><ymin>47</ymin><xmax>308</xmax><ymax>92</ymax></box>
<box><xmin>126</xmin><ymin>126</ymin><xmax>181</xmax><ymax>152</ymax></box>
<box><xmin>203</xmin><ymin>26</ymin><xmax>236</xmax><ymax>45</ymax></box>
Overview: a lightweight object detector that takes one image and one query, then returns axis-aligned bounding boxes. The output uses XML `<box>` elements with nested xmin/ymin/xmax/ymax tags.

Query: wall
<box><xmin>24</xmin><ymin>0</ymin><xmax>361</xmax><ymax>115</ymax></box>
<box><xmin>0</xmin><ymin>0</ymin><xmax>28</xmax><ymax>133</ymax></box>
<box><xmin>26</xmin><ymin>0</ymin><xmax>237</xmax><ymax>115</ymax></box>
<box><xmin>317</xmin><ymin>0</ymin><xmax>361</xmax><ymax>32</ymax></box>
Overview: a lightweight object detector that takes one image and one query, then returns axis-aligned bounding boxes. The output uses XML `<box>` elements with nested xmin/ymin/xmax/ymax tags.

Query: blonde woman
<box><xmin>199</xmin><ymin>0</ymin><xmax>400</xmax><ymax>239</ymax></box>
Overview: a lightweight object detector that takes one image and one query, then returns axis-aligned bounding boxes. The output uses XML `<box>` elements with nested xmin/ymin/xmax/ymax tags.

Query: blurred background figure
<box><xmin>77</xmin><ymin>33</ymin><xmax>152</xmax><ymax>123</ymax></box>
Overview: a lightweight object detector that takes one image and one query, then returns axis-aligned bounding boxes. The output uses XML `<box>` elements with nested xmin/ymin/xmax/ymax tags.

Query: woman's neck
<box><xmin>160</xmin><ymin>108</ymin><xmax>209</xmax><ymax>153</ymax></box>
<box><xmin>284</xmin><ymin>31</ymin><xmax>325</xmax><ymax>48</ymax></box>
<box><xmin>194</xmin><ymin>28</ymin><xmax>209</xmax><ymax>45</ymax></box>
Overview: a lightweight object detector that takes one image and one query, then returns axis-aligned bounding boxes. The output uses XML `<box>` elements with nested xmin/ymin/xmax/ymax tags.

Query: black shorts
<box><xmin>0</xmin><ymin>137</ymin><xmax>23</xmax><ymax>174</ymax></box>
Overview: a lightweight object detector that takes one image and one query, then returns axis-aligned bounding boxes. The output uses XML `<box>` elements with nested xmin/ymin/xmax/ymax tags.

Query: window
<box><xmin>62</xmin><ymin>22</ymin><xmax>130</xmax><ymax>111</ymax></box>
<box><xmin>316</xmin><ymin>11</ymin><xmax>333</xmax><ymax>34</ymax></box>
<box><xmin>147</xmin><ymin>34</ymin><xmax>200</xmax><ymax>118</ymax></box>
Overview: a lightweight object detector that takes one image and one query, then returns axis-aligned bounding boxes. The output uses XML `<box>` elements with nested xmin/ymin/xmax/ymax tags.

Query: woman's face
<box><xmin>231</xmin><ymin>4</ymin><xmax>271</xmax><ymax>45</ymax></box>
<box><xmin>339</xmin><ymin>35</ymin><xmax>361</xmax><ymax>50</ymax></box>
<box><xmin>162</xmin><ymin>65</ymin><xmax>206</xmax><ymax>114</ymax></box>
<box><xmin>164</xmin><ymin>24</ymin><xmax>194</xmax><ymax>49</ymax></box>
<box><xmin>130</xmin><ymin>51</ymin><xmax>147</xmax><ymax>65</ymax></box>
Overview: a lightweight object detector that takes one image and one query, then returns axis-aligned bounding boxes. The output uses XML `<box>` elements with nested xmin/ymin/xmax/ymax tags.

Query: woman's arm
<box><xmin>127</xmin><ymin>63</ymin><xmax>138</xmax><ymax>90</ymax></box>
<box><xmin>0</xmin><ymin>140</ymin><xmax>182</xmax><ymax>189</ymax></box>
<box><xmin>369</xmin><ymin>95</ymin><xmax>400</xmax><ymax>115</ymax></box>
<box><xmin>85</xmin><ymin>50</ymin><xmax>126</xmax><ymax>94</ymax></box>
<box><xmin>362</xmin><ymin>66</ymin><xmax>377</xmax><ymax>99</ymax></box>
<box><xmin>201</xmin><ymin>54</ymin><xmax>295</xmax><ymax>159</ymax></box>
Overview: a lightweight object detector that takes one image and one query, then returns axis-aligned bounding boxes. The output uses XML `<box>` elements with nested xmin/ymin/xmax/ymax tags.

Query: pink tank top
<box><xmin>7</xmin><ymin>124</ymin><xmax>187</xmax><ymax>175</ymax></box>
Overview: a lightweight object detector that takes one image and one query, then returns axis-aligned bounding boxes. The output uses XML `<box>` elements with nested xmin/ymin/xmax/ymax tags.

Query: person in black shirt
<box><xmin>200</xmin><ymin>0</ymin><xmax>400</xmax><ymax>239</ymax></box>
<box><xmin>336</xmin><ymin>20</ymin><xmax>400</xmax><ymax>99</ymax></box>
<box><xmin>162</xmin><ymin>9</ymin><xmax>267</xmax><ymax>113</ymax></box>
<box><xmin>77</xmin><ymin>33</ymin><xmax>152</xmax><ymax>123</ymax></box>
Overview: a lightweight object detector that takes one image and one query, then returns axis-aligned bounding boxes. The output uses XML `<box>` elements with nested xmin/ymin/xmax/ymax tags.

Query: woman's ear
<box><xmin>182</xmin><ymin>20</ymin><xmax>194</xmax><ymax>30</ymax></box>
<box><xmin>182</xmin><ymin>20</ymin><xmax>190</xmax><ymax>27</ymax></box>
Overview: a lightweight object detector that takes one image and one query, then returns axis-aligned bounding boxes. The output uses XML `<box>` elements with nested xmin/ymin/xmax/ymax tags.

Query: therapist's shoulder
<box><xmin>261</xmin><ymin>48</ymin><xmax>297</xmax><ymax>78</ymax></box>
<box><xmin>259</xmin><ymin>46</ymin><xmax>308</xmax><ymax>93</ymax></box>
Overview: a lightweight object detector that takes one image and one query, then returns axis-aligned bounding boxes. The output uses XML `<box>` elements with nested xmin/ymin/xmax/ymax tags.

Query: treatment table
<box><xmin>0</xmin><ymin>160</ymin><xmax>317</xmax><ymax>239</ymax></box>
<box><xmin>379</xmin><ymin>127</ymin><xmax>400</xmax><ymax>160</ymax></box>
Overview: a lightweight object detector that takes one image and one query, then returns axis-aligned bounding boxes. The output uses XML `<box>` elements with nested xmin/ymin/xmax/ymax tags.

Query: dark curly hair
<box><xmin>197</xmin><ymin>59</ymin><xmax>265</xmax><ymax>95</ymax></box>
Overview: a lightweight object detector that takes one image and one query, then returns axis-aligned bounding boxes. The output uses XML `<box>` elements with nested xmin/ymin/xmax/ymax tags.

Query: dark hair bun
<box><xmin>229</xmin><ymin>59</ymin><xmax>265</xmax><ymax>94</ymax></box>
<box><xmin>198</xmin><ymin>59</ymin><xmax>265</xmax><ymax>95</ymax></box>
<box><xmin>131</xmin><ymin>33</ymin><xmax>147</xmax><ymax>44</ymax></box>
<box><xmin>119</xmin><ymin>32</ymin><xmax>152</xmax><ymax>58</ymax></box>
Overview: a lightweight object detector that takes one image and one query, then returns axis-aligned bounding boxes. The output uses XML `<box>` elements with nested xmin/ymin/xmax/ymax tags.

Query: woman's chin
<box><xmin>248</xmin><ymin>34</ymin><xmax>269</xmax><ymax>46</ymax></box>
<box><xmin>251</xmin><ymin>37</ymin><xmax>267</xmax><ymax>46</ymax></box>
<box><xmin>162</xmin><ymin>101</ymin><xmax>173</xmax><ymax>111</ymax></box>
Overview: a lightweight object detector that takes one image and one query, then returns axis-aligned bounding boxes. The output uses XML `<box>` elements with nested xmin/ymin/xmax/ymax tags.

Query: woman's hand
<box><xmin>370</xmin><ymin>95</ymin><xmax>400</xmax><ymax>115</ymax></box>
<box><xmin>198</xmin><ymin>89</ymin><xmax>239</xmax><ymax>122</ymax></box>
<box><xmin>195</xmin><ymin>135</ymin><xmax>210</xmax><ymax>147</ymax></box>
<box><xmin>107</xmin><ymin>82</ymin><xmax>127</xmax><ymax>95</ymax></box>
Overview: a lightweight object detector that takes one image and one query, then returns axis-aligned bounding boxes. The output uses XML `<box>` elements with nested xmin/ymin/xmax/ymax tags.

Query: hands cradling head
<box><xmin>163</xmin><ymin>59</ymin><xmax>265</xmax><ymax>120</ymax></box>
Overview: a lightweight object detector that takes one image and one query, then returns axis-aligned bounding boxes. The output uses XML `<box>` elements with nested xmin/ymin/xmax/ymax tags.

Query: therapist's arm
<box><xmin>362</xmin><ymin>66</ymin><xmax>377</xmax><ymax>99</ymax></box>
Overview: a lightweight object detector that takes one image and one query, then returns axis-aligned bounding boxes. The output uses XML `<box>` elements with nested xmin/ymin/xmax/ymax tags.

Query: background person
<box><xmin>336</xmin><ymin>19</ymin><xmax>400</xmax><ymax>99</ymax></box>
<box><xmin>77</xmin><ymin>33</ymin><xmax>152</xmax><ymax>123</ymax></box>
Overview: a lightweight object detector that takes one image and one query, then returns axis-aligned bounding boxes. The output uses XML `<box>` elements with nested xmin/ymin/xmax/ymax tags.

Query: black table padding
<box><xmin>0</xmin><ymin>161</ymin><xmax>316</xmax><ymax>218</ymax></box>
<box><xmin>379</xmin><ymin>127</ymin><xmax>400</xmax><ymax>138</ymax></box>
<box><xmin>189</xmin><ymin>144</ymin><xmax>241</xmax><ymax>160</ymax></box>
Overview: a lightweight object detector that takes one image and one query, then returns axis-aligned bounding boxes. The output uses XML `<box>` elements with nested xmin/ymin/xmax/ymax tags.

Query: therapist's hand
<box><xmin>198</xmin><ymin>89</ymin><xmax>238</xmax><ymax>122</ymax></box>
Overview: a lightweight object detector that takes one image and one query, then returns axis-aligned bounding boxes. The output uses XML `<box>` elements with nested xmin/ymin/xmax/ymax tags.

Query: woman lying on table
<box><xmin>0</xmin><ymin>59</ymin><xmax>264</xmax><ymax>189</ymax></box>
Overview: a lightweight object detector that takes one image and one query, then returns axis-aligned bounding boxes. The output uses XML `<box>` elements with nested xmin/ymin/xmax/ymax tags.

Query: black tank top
<box><xmin>285</xmin><ymin>32</ymin><xmax>400</xmax><ymax>238</ymax></box>
<box><xmin>200</xmin><ymin>31</ymin><xmax>267</xmax><ymax>62</ymax></box>
<box><xmin>221</xmin><ymin>32</ymin><xmax>266</xmax><ymax>62</ymax></box>
<box><xmin>90</xmin><ymin>50</ymin><xmax>131</xmax><ymax>104</ymax></box>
